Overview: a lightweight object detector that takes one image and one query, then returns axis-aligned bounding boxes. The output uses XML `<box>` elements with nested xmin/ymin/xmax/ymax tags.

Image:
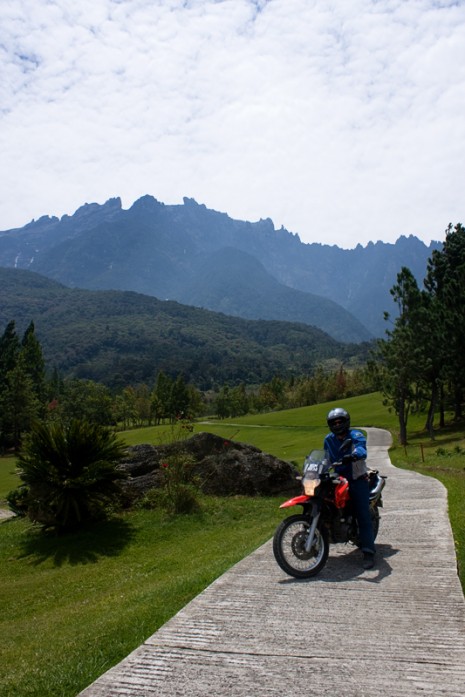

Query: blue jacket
<box><xmin>323</xmin><ymin>428</ymin><xmax>367</xmax><ymax>481</ymax></box>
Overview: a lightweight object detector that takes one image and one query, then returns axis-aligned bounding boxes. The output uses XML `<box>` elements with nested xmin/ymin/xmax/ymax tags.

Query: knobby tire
<box><xmin>273</xmin><ymin>514</ymin><xmax>329</xmax><ymax>579</ymax></box>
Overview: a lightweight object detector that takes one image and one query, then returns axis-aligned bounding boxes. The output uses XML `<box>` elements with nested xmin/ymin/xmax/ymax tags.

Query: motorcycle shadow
<box><xmin>278</xmin><ymin>543</ymin><xmax>399</xmax><ymax>585</ymax></box>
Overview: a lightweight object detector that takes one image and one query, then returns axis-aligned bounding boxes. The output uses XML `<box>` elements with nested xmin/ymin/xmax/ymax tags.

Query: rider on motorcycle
<box><xmin>324</xmin><ymin>407</ymin><xmax>376</xmax><ymax>569</ymax></box>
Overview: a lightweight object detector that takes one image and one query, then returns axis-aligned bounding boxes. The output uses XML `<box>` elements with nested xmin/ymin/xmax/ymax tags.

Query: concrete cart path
<box><xmin>79</xmin><ymin>428</ymin><xmax>465</xmax><ymax>697</ymax></box>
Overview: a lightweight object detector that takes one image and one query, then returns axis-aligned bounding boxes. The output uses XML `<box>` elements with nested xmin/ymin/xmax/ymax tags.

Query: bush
<box><xmin>157</xmin><ymin>452</ymin><xmax>202</xmax><ymax>515</ymax></box>
<box><xmin>139</xmin><ymin>483</ymin><xmax>201</xmax><ymax>515</ymax></box>
<box><xmin>6</xmin><ymin>485</ymin><xmax>29</xmax><ymax>516</ymax></box>
<box><xmin>14</xmin><ymin>419</ymin><xmax>127</xmax><ymax>532</ymax></box>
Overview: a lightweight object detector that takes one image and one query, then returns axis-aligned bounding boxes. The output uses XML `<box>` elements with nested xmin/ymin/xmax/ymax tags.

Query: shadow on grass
<box><xmin>405</xmin><ymin>429</ymin><xmax>465</xmax><ymax>451</ymax></box>
<box><xmin>18</xmin><ymin>516</ymin><xmax>136</xmax><ymax>567</ymax></box>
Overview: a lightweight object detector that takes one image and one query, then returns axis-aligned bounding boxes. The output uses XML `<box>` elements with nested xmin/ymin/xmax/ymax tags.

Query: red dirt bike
<box><xmin>273</xmin><ymin>443</ymin><xmax>386</xmax><ymax>578</ymax></box>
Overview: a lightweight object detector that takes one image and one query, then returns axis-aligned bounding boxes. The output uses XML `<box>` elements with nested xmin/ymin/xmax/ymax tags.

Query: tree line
<box><xmin>371</xmin><ymin>223</ymin><xmax>465</xmax><ymax>444</ymax></box>
<box><xmin>213</xmin><ymin>367</ymin><xmax>373</xmax><ymax>418</ymax></box>
<box><xmin>0</xmin><ymin>318</ymin><xmax>374</xmax><ymax>451</ymax></box>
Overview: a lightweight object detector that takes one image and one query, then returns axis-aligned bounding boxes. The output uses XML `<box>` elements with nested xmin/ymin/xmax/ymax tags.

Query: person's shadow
<box><xmin>278</xmin><ymin>543</ymin><xmax>399</xmax><ymax>584</ymax></box>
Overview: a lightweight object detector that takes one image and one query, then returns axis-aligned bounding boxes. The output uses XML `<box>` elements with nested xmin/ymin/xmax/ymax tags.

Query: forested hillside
<box><xmin>0</xmin><ymin>268</ymin><xmax>370</xmax><ymax>389</ymax></box>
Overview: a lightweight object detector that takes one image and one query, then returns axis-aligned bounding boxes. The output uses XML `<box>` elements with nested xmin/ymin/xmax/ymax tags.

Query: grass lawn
<box><xmin>123</xmin><ymin>392</ymin><xmax>408</xmax><ymax>465</ymax></box>
<box><xmin>0</xmin><ymin>455</ymin><xmax>19</xmax><ymax>507</ymax></box>
<box><xmin>0</xmin><ymin>496</ymin><xmax>284</xmax><ymax>697</ymax></box>
<box><xmin>0</xmin><ymin>392</ymin><xmax>463</xmax><ymax>696</ymax></box>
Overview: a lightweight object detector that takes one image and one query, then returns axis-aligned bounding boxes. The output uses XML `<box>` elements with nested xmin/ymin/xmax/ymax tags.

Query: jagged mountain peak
<box><xmin>0</xmin><ymin>194</ymin><xmax>443</xmax><ymax>338</ymax></box>
<box><xmin>63</xmin><ymin>197</ymin><xmax>122</xmax><ymax>220</ymax></box>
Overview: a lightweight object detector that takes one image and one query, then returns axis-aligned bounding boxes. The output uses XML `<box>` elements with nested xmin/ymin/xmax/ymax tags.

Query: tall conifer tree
<box><xmin>21</xmin><ymin>321</ymin><xmax>46</xmax><ymax>407</ymax></box>
<box><xmin>425</xmin><ymin>223</ymin><xmax>465</xmax><ymax>419</ymax></box>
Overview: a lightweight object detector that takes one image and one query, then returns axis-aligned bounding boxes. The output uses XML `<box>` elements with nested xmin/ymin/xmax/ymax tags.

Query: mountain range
<box><xmin>0</xmin><ymin>195</ymin><xmax>441</xmax><ymax>340</ymax></box>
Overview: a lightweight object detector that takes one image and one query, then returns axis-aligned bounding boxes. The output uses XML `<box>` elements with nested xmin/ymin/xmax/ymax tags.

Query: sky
<box><xmin>1</xmin><ymin>0</ymin><xmax>465</xmax><ymax>248</ymax></box>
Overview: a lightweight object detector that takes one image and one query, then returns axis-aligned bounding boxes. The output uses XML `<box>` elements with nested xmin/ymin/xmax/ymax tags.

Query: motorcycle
<box><xmin>273</xmin><ymin>440</ymin><xmax>386</xmax><ymax>578</ymax></box>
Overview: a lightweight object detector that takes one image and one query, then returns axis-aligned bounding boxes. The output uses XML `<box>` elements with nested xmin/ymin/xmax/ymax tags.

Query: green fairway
<box><xmin>121</xmin><ymin>392</ymin><xmax>417</xmax><ymax>464</ymax></box>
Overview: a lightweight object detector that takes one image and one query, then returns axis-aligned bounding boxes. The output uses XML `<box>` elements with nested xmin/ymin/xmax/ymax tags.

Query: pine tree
<box><xmin>1</xmin><ymin>355</ymin><xmax>41</xmax><ymax>448</ymax></box>
<box><xmin>0</xmin><ymin>321</ymin><xmax>21</xmax><ymax>449</ymax></box>
<box><xmin>425</xmin><ymin>223</ymin><xmax>465</xmax><ymax>419</ymax></box>
<box><xmin>0</xmin><ymin>320</ymin><xmax>20</xmax><ymax>391</ymax></box>
<box><xmin>21</xmin><ymin>321</ymin><xmax>46</xmax><ymax>407</ymax></box>
<box><xmin>151</xmin><ymin>371</ymin><xmax>173</xmax><ymax>423</ymax></box>
<box><xmin>169</xmin><ymin>374</ymin><xmax>190</xmax><ymax>420</ymax></box>
<box><xmin>375</xmin><ymin>268</ymin><xmax>427</xmax><ymax>445</ymax></box>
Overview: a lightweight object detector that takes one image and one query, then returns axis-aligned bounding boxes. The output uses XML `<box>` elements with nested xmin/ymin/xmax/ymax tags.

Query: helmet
<box><xmin>327</xmin><ymin>407</ymin><xmax>350</xmax><ymax>435</ymax></box>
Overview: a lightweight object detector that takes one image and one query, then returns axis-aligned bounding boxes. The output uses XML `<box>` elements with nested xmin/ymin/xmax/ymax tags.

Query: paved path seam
<box><xmin>79</xmin><ymin>428</ymin><xmax>465</xmax><ymax>696</ymax></box>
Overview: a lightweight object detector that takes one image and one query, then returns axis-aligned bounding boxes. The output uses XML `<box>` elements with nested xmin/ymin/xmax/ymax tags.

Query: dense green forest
<box><xmin>0</xmin><ymin>316</ymin><xmax>374</xmax><ymax>450</ymax></box>
<box><xmin>0</xmin><ymin>268</ymin><xmax>370</xmax><ymax>389</ymax></box>
<box><xmin>0</xmin><ymin>268</ymin><xmax>375</xmax><ymax>450</ymax></box>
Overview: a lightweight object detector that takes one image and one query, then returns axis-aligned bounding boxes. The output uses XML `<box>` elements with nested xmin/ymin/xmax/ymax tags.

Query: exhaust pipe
<box><xmin>369</xmin><ymin>473</ymin><xmax>386</xmax><ymax>500</ymax></box>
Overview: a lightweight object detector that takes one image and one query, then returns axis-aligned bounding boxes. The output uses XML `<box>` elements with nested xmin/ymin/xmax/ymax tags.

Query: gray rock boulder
<box><xmin>119</xmin><ymin>432</ymin><xmax>300</xmax><ymax>504</ymax></box>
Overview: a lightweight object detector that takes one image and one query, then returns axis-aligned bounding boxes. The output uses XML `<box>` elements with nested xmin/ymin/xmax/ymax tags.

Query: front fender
<box><xmin>279</xmin><ymin>494</ymin><xmax>311</xmax><ymax>509</ymax></box>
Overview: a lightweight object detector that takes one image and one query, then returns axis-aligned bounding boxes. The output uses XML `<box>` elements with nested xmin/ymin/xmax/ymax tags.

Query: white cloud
<box><xmin>1</xmin><ymin>0</ymin><xmax>464</xmax><ymax>247</ymax></box>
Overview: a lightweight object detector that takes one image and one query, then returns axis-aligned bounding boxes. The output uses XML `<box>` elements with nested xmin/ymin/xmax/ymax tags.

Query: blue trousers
<box><xmin>349</xmin><ymin>476</ymin><xmax>375</xmax><ymax>554</ymax></box>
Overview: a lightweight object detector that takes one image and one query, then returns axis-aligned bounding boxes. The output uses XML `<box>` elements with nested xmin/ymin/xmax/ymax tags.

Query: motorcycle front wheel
<box><xmin>273</xmin><ymin>514</ymin><xmax>329</xmax><ymax>578</ymax></box>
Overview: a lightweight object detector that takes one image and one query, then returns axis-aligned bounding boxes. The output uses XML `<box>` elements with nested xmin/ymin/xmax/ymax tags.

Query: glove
<box><xmin>342</xmin><ymin>453</ymin><xmax>355</xmax><ymax>464</ymax></box>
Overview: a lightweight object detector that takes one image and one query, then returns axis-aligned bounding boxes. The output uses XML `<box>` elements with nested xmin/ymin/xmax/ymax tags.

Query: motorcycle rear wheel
<box><xmin>273</xmin><ymin>514</ymin><xmax>329</xmax><ymax>578</ymax></box>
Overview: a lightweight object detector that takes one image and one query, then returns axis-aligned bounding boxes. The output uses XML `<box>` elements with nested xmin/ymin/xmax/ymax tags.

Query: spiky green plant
<box><xmin>16</xmin><ymin>420</ymin><xmax>127</xmax><ymax>531</ymax></box>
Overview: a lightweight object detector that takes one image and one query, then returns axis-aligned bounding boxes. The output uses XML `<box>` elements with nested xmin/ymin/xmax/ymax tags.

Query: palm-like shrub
<box><xmin>16</xmin><ymin>419</ymin><xmax>127</xmax><ymax>531</ymax></box>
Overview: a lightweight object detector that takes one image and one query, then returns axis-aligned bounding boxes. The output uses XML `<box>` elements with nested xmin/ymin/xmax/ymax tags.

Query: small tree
<box><xmin>56</xmin><ymin>379</ymin><xmax>113</xmax><ymax>425</ymax></box>
<box><xmin>374</xmin><ymin>268</ymin><xmax>427</xmax><ymax>445</ymax></box>
<box><xmin>21</xmin><ymin>321</ymin><xmax>46</xmax><ymax>406</ymax></box>
<box><xmin>15</xmin><ymin>419</ymin><xmax>127</xmax><ymax>531</ymax></box>
<box><xmin>151</xmin><ymin>371</ymin><xmax>173</xmax><ymax>424</ymax></box>
<box><xmin>0</xmin><ymin>321</ymin><xmax>21</xmax><ymax>449</ymax></box>
<box><xmin>0</xmin><ymin>320</ymin><xmax>20</xmax><ymax>391</ymax></box>
<box><xmin>169</xmin><ymin>374</ymin><xmax>190</xmax><ymax>420</ymax></box>
<box><xmin>1</xmin><ymin>356</ymin><xmax>41</xmax><ymax>449</ymax></box>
